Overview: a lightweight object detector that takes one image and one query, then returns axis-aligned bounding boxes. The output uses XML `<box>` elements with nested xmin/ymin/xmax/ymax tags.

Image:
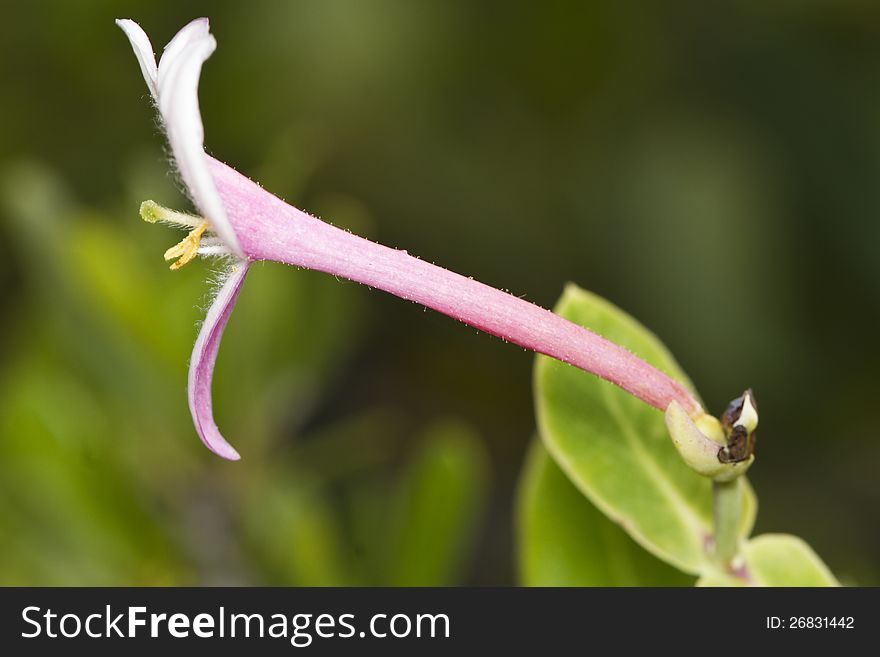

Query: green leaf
<box><xmin>535</xmin><ymin>284</ymin><xmax>756</xmax><ymax>574</ymax></box>
<box><xmin>387</xmin><ymin>420</ymin><xmax>489</xmax><ymax>586</ymax></box>
<box><xmin>694</xmin><ymin>572</ymin><xmax>744</xmax><ymax>587</ymax></box>
<box><xmin>696</xmin><ymin>534</ymin><xmax>838</xmax><ymax>587</ymax></box>
<box><xmin>518</xmin><ymin>440</ymin><xmax>692</xmax><ymax>586</ymax></box>
<box><xmin>741</xmin><ymin>534</ymin><xmax>838</xmax><ymax>587</ymax></box>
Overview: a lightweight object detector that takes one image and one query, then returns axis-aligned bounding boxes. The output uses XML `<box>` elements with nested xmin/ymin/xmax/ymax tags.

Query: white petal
<box><xmin>155</xmin><ymin>19</ymin><xmax>243</xmax><ymax>257</ymax></box>
<box><xmin>157</xmin><ymin>17</ymin><xmax>210</xmax><ymax>86</ymax></box>
<box><xmin>115</xmin><ymin>19</ymin><xmax>159</xmax><ymax>99</ymax></box>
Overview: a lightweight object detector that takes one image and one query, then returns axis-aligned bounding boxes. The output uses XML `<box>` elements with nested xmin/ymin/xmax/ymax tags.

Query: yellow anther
<box><xmin>138</xmin><ymin>200</ymin><xmax>218</xmax><ymax>269</ymax></box>
<box><xmin>164</xmin><ymin>221</ymin><xmax>209</xmax><ymax>270</ymax></box>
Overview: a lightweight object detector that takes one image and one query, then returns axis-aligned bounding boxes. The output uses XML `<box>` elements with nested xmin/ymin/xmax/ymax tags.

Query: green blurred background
<box><xmin>1</xmin><ymin>0</ymin><xmax>878</xmax><ymax>585</ymax></box>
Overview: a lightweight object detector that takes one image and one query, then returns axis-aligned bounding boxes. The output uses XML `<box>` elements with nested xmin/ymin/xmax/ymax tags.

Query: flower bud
<box><xmin>718</xmin><ymin>389</ymin><xmax>758</xmax><ymax>464</ymax></box>
<box><xmin>665</xmin><ymin>391</ymin><xmax>757</xmax><ymax>482</ymax></box>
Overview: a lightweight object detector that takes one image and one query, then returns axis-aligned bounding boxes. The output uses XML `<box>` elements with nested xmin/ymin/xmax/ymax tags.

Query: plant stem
<box><xmin>712</xmin><ymin>479</ymin><xmax>741</xmax><ymax>567</ymax></box>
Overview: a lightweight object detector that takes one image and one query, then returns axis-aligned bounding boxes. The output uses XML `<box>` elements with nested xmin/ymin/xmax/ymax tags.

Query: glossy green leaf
<box><xmin>388</xmin><ymin>420</ymin><xmax>489</xmax><ymax>586</ymax></box>
<box><xmin>535</xmin><ymin>284</ymin><xmax>756</xmax><ymax>574</ymax></box>
<box><xmin>518</xmin><ymin>440</ymin><xmax>693</xmax><ymax>586</ymax></box>
<box><xmin>696</xmin><ymin>534</ymin><xmax>838</xmax><ymax>587</ymax></box>
<box><xmin>742</xmin><ymin>534</ymin><xmax>838</xmax><ymax>586</ymax></box>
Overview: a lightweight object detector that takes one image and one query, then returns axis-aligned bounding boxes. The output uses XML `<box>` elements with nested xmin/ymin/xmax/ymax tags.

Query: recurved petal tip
<box><xmin>157</xmin><ymin>17</ymin><xmax>211</xmax><ymax>84</ymax></box>
<box><xmin>188</xmin><ymin>261</ymin><xmax>250</xmax><ymax>460</ymax></box>
<box><xmin>154</xmin><ymin>19</ymin><xmax>243</xmax><ymax>258</ymax></box>
<box><xmin>116</xmin><ymin>18</ymin><xmax>159</xmax><ymax>99</ymax></box>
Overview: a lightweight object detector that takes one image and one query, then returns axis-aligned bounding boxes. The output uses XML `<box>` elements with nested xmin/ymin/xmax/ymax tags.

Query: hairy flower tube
<box><xmin>118</xmin><ymin>18</ymin><xmax>725</xmax><ymax>462</ymax></box>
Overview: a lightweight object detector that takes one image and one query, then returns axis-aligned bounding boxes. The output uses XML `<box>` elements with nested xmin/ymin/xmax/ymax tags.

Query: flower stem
<box><xmin>712</xmin><ymin>479</ymin><xmax>741</xmax><ymax>568</ymax></box>
<box><xmin>209</xmin><ymin>157</ymin><xmax>704</xmax><ymax>417</ymax></box>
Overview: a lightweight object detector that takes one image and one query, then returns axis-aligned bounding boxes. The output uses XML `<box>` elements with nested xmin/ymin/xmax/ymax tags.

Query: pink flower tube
<box><xmin>118</xmin><ymin>18</ymin><xmax>703</xmax><ymax>460</ymax></box>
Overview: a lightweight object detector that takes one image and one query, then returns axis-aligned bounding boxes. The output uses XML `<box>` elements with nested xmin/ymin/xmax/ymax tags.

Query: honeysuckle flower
<box><xmin>118</xmin><ymin>18</ymin><xmax>713</xmax><ymax>462</ymax></box>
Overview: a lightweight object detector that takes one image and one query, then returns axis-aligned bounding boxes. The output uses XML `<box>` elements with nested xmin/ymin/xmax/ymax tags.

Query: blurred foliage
<box><xmin>0</xmin><ymin>160</ymin><xmax>489</xmax><ymax>585</ymax></box>
<box><xmin>1</xmin><ymin>0</ymin><xmax>879</xmax><ymax>584</ymax></box>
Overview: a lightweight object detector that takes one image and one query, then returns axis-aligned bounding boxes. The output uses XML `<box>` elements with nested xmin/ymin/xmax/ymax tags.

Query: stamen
<box><xmin>164</xmin><ymin>220</ymin><xmax>209</xmax><ymax>270</ymax></box>
<box><xmin>139</xmin><ymin>200</ymin><xmax>222</xmax><ymax>270</ymax></box>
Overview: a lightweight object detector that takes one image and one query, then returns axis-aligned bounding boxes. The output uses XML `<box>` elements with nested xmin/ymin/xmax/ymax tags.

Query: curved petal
<box><xmin>155</xmin><ymin>19</ymin><xmax>244</xmax><ymax>257</ymax></box>
<box><xmin>157</xmin><ymin>17</ymin><xmax>210</xmax><ymax>83</ymax></box>
<box><xmin>188</xmin><ymin>261</ymin><xmax>250</xmax><ymax>460</ymax></box>
<box><xmin>115</xmin><ymin>19</ymin><xmax>159</xmax><ymax>99</ymax></box>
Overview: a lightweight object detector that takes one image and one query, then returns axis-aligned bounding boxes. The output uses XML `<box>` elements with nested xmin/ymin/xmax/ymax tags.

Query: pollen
<box><xmin>164</xmin><ymin>221</ymin><xmax>209</xmax><ymax>270</ymax></box>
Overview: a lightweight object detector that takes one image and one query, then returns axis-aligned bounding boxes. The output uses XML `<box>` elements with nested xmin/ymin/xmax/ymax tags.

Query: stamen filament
<box><xmin>198</xmin><ymin>245</ymin><xmax>231</xmax><ymax>256</ymax></box>
<box><xmin>164</xmin><ymin>220</ymin><xmax>209</xmax><ymax>270</ymax></box>
<box><xmin>139</xmin><ymin>200</ymin><xmax>224</xmax><ymax>269</ymax></box>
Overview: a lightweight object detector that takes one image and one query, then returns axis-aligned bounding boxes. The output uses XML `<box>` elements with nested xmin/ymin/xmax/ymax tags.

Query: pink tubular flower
<box><xmin>117</xmin><ymin>18</ymin><xmax>703</xmax><ymax>460</ymax></box>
